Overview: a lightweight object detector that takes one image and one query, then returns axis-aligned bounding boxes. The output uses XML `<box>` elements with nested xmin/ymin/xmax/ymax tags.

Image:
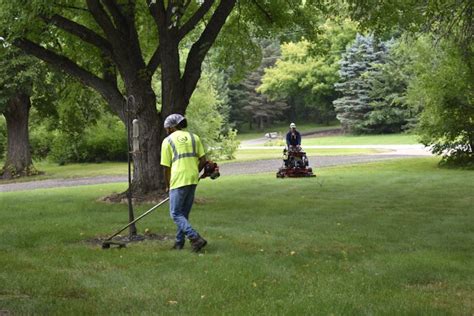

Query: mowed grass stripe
<box><xmin>0</xmin><ymin>158</ymin><xmax>472</xmax><ymax>314</ymax></box>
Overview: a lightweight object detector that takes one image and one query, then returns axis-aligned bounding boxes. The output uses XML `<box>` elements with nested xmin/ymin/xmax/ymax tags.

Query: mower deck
<box><xmin>276</xmin><ymin>167</ymin><xmax>315</xmax><ymax>178</ymax></box>
<box><xmin>276</xmin><ymin>146</ymin><xmax>316</xmax><ymax>178</ymax></box>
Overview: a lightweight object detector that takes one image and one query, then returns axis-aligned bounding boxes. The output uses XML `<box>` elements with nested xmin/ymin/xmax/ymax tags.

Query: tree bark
<box><xmin>160</xmin><ymin>34</ymin><xmax>186</xmax><ymax>116</ymax></box>
<box><xmin>126</xmin><ymin>82</ymin><xmax>166</xmax><ymax>196</ymax></box>
<box><xmin>1</xmin><ymin>93</ymin><xmax>36</xmax><ymax>179</ymax></box>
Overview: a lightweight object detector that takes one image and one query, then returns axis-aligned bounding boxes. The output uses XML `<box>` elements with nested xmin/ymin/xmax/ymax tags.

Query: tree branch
<box><xmin>251</xmin><ymin>0</ymin><xmax>273</xmax><ymax>22</ymax></box>
<box><xmin>147</xmin><ymin>45</ymin><xmax>162</xmax><ymax>74</ymax></box>
<box><xmin>103</xmin><ymin>54</ymin><xmax>118</xmax><ymax>87</ymax></box>
<box><xmin>147</xmin><ymin>0</ymin><xmax>158</xmax><ymax>21</ymax></box>
<box><xmin>183</xmin><ymin>0</ymin><xmax>192</xmax><ymax>12</ymax></box>
<box><xmin>45</xmin><ymin>14</ymin><xmax>113</xmax><ymax>57</ymax></box>
<box><xmin>166</xmin><ymin>0</ymin><xmax>174</xmax><ymax>18</ymax></box>
<box><xmin>86</xmin><ymin>0</ymin><xmax>121</xmax><ymax>42</ymax></box>
<box><xmin>53</xmin><ymin>2</ymin><xmax>90</xmax><ymax>13</ymax></box>
<box><xmin>13</xmin><ymin>38</ymin><xmax>124</xmax><ymax>115</ymax></box>
<box><xmin>178</xmin><ymin>0</ymin><xmax>214</xmax><ymax>40</ymax></box>
<box><xmin>145</xmin><ymin>1</ymin><xmax>164</xmax><ymax>75</ymax></box>
<box><xmin>86</xmin><ymin>0</ymin><xmax>147</xmax><ymax>79</ymax></box>
<box><xmin>181</xmin><ymin>0</ymin><xmax>236</xmax><ymax>107</ymax></box>
<box><xmin>102</xmin><ymin>0</ymin><xmax>145</xmax><ymax>69</ymax></box>
<box><xmin>102</xmin><ymin>0</ymin><xmax>129</xmax><ymax>34</ymax></box>
<box><xmin>148</xmin><ymin>0</ymin><xmax>166</xmax><ymax>29</ymax></box>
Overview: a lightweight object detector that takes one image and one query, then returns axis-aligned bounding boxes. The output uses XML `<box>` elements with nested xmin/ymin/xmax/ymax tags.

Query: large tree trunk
<box><xmin>1</xmin><ymin>93</ymin><xmax>37</xmax><ymax>179</ymax></box>
<box><xmin>125</xmin><ymin>83</ymin><xmax>166</xmax><ymax>196</ymax></box>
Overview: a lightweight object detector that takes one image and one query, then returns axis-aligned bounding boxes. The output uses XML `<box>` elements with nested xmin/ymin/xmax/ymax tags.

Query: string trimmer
<box><xmin>102</xmin><ymin>161</ymin><xmax>220</xmax><ymax>249</ymax></box>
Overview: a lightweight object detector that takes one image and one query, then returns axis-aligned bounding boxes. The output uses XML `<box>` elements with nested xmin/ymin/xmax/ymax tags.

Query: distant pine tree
<box><xmin>228</xmin><ymin>40</ymin><xmax>288</xmax><ymax>130</ymax></box>
<box><xmin>363</xmin><ymin>39</ymin><xmax>419</xmax><ymax>134</ymax></box>
<box><xmin>333</xmin><ymin>34</ymin><xmax>389</xmax><ymax>133</ymax></box>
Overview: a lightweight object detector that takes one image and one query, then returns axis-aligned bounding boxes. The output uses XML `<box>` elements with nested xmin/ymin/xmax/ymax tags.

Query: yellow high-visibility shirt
<box><xmin>160</xmin><ymin>130</ymin><xmax>205</xmax><ymax>190</ymax></box>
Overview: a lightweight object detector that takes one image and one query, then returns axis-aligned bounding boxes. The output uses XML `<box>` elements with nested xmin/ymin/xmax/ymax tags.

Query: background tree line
<box><xmin>0</xmin><ymin>0</ymin><xmax>472</xmax><ymax>186</ymax></box>
<box><xmin>0</xmin><ymin>0</ymin><xmax>325</xmax><ymax>192</ymax></box>
<box><xmin>229</xmin><ymin>8</ymin><xmax>473</xmax><ymax>166</ymax></box>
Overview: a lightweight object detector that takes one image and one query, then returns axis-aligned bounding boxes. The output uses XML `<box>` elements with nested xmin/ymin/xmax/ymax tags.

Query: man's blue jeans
<box><xmin>169</xmin><ymin>184</ymin><xmax>198</xmax><ymax>243</ymax></box>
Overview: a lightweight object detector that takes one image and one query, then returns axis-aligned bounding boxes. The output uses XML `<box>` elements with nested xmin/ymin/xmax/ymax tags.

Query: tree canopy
<box><xmin>1</xmin><ymin>0</ymin><xmax>472</xmax><ymax>173</ymax></box>
<box><xmin>258</xmin><ymin>19</ymin><xmax>357</xmax><ymax>124</ymax></box>
<box><xmin>345</xmin><ymin>0</ymin><xmax>473</xmax><ymax>64</ymax></box>
<box><xmin>0</xmin><ymin>0</ymin><xmax>328</xmax><ymax>193</ymax></box>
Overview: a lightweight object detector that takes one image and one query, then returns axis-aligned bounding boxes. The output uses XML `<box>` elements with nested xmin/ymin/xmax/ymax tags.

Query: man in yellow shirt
<box><xmin>161</xmin><ymin>114</ymin><xmax>208</xmax><ymax>252</ymax></box>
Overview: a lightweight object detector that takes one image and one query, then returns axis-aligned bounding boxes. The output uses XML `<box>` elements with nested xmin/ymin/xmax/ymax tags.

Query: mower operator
<box><xmin>161</xmin><ymin>114</ymin><xmax>208</xmax><ymax>252</ymax></box>
<box><xmin>286</xmin><ymin>122</ymin><xmax>301</xmax><ymax>148</ymax></box>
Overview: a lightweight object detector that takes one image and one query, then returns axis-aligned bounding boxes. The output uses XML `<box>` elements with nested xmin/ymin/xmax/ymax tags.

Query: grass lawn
<box><xmin>1</xmin><ymin>148</ymin><xmax>385</xmax><ymax>183</ymax></box>
<box><xmin>0</xmin><ymin>161</ymin><xmax>128</xmax><ymax>184</ymax></box>
<box><xmin>35</xmin><ymin>161</ymin><xmax>128</xmax><ymax>177</ymax></box>
<box><xmin>302</xmin><ymin>133</ymin><xmax>420</xmax><ymax>146</ymax></box>
<box><xmin>236</xmin><ymin>122</ymin><xmax>340</xmax><ymax>141</ymax></box>
<box><xmin>230</xmin><ymin>148</ymin><xmax>389</xmax><ymax>163</ymax></box>
<box><xmin>1</xmin><ymin>158</ymin><xmax>473</xmax><ymax>314</ymax></box>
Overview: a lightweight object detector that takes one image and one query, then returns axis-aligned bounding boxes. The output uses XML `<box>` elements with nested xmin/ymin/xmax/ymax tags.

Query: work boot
<box><xmin>190</xmin><ymin>235</ymin><xmax>207</xmax><ymax>252</ymax></box>
<box><xmin>171</xmin><ymin>241</ymin><xmax>184</xmax><ymax>250</ymax></box>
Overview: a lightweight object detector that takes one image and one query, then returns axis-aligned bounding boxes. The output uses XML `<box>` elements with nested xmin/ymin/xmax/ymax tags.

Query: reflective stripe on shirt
<box><xmin>167</xmin><ymin>132</ymin><xmax>197</xmax><ymax>163</ymax></box>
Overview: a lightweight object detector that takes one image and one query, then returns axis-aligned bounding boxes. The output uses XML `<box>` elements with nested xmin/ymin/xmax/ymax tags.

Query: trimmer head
<box><xmin>101</xmin><ymin>240</ymin><xmax>127</xmax><ymax>249</ymax></box>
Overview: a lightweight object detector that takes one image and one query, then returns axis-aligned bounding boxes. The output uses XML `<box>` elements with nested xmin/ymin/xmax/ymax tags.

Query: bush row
<box><xmin>0</xmin><ymin>114</ymin><xmax>239</xmax><ymax>164</ymax></box>
<box><xmin>29</xmin><ymin>115</ymin><xmax>127</xmax><ymax>164</ymax></box>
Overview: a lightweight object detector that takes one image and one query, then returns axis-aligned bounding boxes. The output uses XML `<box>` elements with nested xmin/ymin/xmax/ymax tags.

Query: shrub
<box><xmin>49</xmin><ymin>132</ymin><xmax>83</xmax><ymax>165</ymax></box>
<box><xmin>264</xmin><ymin>138</ymin><xmax>285</xmax><ymax>147</ymax></box>
<box><xmin>406</xmin><ymin>38</ymin><xmax>474</xmax><ymax>167</ymax></box>
<box><xmin>215</xmin><ymin>129</ymin><xmax>240</xmax><ymax>160</ymax></box>
<box><xmin>48</xmin><ymin>115</ymin><xmax>127</xmax><ymax>164</ymax></box>
<box><xmin>82</xmin><ymin>117</ymin><xmax>127</xmax><ymax>162</ymax></box>
<box><xmin>29</xmin><ymin>123</ymin><xmax>56</xmax><ymax>160</ymax></box>
<box><xmin>187</xmin><ymin>76</ymin><xmax>239</xmax><ymax>160</ymax></box>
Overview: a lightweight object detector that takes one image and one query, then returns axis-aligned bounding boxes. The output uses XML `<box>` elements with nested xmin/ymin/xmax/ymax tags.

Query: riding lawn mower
<box><xmin>276</xmin><ymin>145</ymin><xmax>316</xmax><ymax>178</ymax></box>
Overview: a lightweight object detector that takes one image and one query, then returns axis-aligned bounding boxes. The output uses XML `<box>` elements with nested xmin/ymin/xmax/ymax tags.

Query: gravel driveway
<box><xmin>0</xmin><ymin>154</ymin><xmax>427</xmax><ymax>192</ymax></box>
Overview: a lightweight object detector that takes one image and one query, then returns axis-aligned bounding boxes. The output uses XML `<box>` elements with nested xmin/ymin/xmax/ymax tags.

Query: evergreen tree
<box><xmin>228</xmin><ymin>41</ymin><xmax>287</xmax><ymax>130</ymax></box>
<box><xmin>363</xmin><ymin>41</ymin><xmax>419</xmax><ymax>133</ymax></box>
<box><xmin>228</xmin><ymin>80</ymin><xmax>252</xmax><ymax>129</ymax></box>
<box><xmin>333</xmin><ymin>34</ymin><xmax>389</xmax><ymax>133</ymax></box>
<box><xmin>259</xmin><ymin>20</ymin><xmax>358</xmax><ymax>124</ymax></box>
